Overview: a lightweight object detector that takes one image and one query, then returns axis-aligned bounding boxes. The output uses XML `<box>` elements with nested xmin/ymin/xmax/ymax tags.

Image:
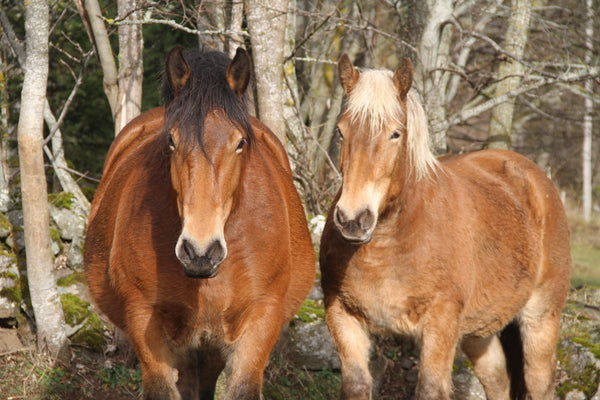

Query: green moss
<box><xmin>295</xmin><ymin>299</ymin><xmax>325</xmax><ymax>323</ymax></box>
<box><xmin>60</xmin><ymin>293</ymin><xmax>90</xmax><ymax>327</ymax></box>
<box><xmin>556</xmin><ymin>340</ymin><xmax>600</xmax><ymax>399</ymax></box>
<box><xmin>50</xmin><ymin>227</ymin><xmax>64</xmax><ymax>252</ymax></box>
<box><xmin>571</xmin><ymin>336</ymin><xmax>600</xmax><ymax>359</ymax></box>
<box><xmin>70</xmin><ymin>313</ymin><xmax>105</xmax><ymax>352</ymax></box>
<box><xmin>56</xmin><ymin>272</ymin><xmax>85</xmax><ymax>287</ymax></box>
<box><xmin>0</xmin><ymin>285</ymin><xmax>22</xmax><ymax>303</ymax></box>
<box><xmin>48</xmin><ymin>192</ymin><xmax>75</xmax><ymax>210</ymax></box>
<box><xmin>0</xmin><ymin>212</ymin><xmax>11</xmax><ymax>231</ymax></box>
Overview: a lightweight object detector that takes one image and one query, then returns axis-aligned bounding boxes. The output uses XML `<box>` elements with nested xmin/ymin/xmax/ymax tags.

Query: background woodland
<box><xmin>0</xmin><ymin>0</ymin><xmax>598</xmax><ymax>397</ymax></box>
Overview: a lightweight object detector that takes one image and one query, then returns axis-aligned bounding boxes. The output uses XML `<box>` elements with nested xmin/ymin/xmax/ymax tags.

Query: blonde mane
<box><xmin>346</xmin><ymin>69</ymin><xmax>439</xmax><ymax>181</ymax></box>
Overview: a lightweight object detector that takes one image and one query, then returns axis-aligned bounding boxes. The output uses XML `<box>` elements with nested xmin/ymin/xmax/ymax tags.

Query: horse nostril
<box><xmin>182</xmin><ymin>239</ymin><xmax>196</xmax><ymax>260</ymax></box>
<box><xmin>206</xmin><ymin>240</ymin><xmax>225</xmax><ymax>264</ymax></box>
<box><xmin>358</xmin><ymin>209</ymin><xmax>375</xmax><ymax>231</ymax></box>
<box><xmin>335</xmin><ymin>206</ymin><xmax>348</xmax><ymax>226</ymax></box>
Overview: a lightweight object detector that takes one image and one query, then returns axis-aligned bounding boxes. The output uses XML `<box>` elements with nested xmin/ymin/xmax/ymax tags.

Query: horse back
<box><xmin>443</xmin><ymin>149</ymin><xmax>571</xmax><ymax>296</ymax></box>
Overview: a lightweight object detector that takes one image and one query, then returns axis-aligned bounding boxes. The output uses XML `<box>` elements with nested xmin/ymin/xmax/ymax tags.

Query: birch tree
<box><xmin>582</xmin><ymin>0</ymin><xmax>594</xmax><ymax>221</ymax></box>
<box><xmin>487</xmin><ymin>0</ymin><xmax>533</xmax><ymax>149</ymax></box>
<box><xmin>17</xmin><ymin>0</ymin><xmax>67</xmax><ymax>358</ymax></box>
<box><xmin>116</xmin><ymin>0</ymin><xmax>144</xmax><ymax>132</ymax></box>
<box><xmin>80</xmin><ymin>0</ymin><xmax>143</xmax><ymax>134</ymax></box>
<box><xmin>245</xmin><ymin>0</ymin><xmax>289</xmax><ymax>144</ymax></box>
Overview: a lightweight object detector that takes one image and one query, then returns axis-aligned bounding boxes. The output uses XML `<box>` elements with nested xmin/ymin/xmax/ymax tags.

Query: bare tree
<box><xmin>487</xmin><ymin>0</ymin><xmax>533</xmax><ymax>149</ymax></box>
<box><xmin>116</xmin><ymin>0</ymin><xmax>144</xmax><ymax>132</ymax></box>
<box><xmin>245</xmin><ymin>0</ymin><xmax>289</xmax><ymax>143</ymax></box>
<box><xmin>80</xmin><ymin>0</ymin><xmax>143</xmax><ymax>134</ymax></box>
<box><xmin>582</xmin><ymin>0</ymin><xmax>594</xmax><ymax>221</ymax></box>
<box><xmin>17</xmin><ymin>0</ymin><xmax>67</xmax><ymax>358</ymax></box>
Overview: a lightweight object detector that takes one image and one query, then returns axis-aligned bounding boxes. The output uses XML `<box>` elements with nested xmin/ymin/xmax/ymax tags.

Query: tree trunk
<box><xmin>582</xmin><ymin>0</ymin><xmax>593</xmax><ymax>221</ymax></box>
<box><xmin>81</xmin><ymin>0</ymin><xmax>119</xmax><ymax>126</ymax></box>
<box><xmin>116</xmin><ymin>0</ymin><xmax>144</xmax><ymax>133</ymax></box>
<box><xmin>414</xmin><ymin>0</ymin><xmax>453</xmax><ymax>154</ymax></box>
<box><xmin>245</xmin><ymin>0</ymin><xmax>289</xmax><ymax>144</ymax></box>
<box><xmin>487</xmin><ymin>0</ymin><xmax>532</xmax><ymax>150</ymax></box>
<box><xmin>0</xmin><ymin>54</ymin><xmax>9</xmax><ymax>212</ymax></box>
<box><xmin>17</xmin><ymin>0</ymin><xmax>67</xmax><ymax>359</ymax></box>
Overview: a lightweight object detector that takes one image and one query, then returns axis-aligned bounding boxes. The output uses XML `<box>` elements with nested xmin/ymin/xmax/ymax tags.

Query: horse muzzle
<box><xmin>176</xmin><ymin>237</ymin><xmax>227</xmax><ymax>279</ymax></box>
<box><xmin>333</xmin><ymin>205</ymin><xmax>376</xmax><ymax>244</ymax></box>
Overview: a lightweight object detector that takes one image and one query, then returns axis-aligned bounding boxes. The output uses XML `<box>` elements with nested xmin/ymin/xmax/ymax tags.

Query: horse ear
<box><xmin>226</xmin><ymin>47</ymin><xmax>251</xmax><ymax>97</ymax></box>
<box><xmin>338</xmin><ymin>53</ymin><xmax>359</xmax><ymax>94</ymax></box>
<box><xmin>393</xmin><ymin>57</ymin><xmax>413</xmax><ymax>101</ymax></box>
<box><xmin>166</xmin><ymin>46</ymin><xmax>191</xmax><ymax>97</ymax></box>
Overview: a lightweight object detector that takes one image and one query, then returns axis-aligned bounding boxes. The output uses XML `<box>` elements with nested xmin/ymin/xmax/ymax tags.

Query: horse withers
<box><xmin>319</xmin><ymin>54</ymin><xmax>571</xmax><ymax>400</ymax></box>
<box><xmin>84</xmin><ymin>47</ymin><xmax>315</xmax><ymax>400</ymax></box>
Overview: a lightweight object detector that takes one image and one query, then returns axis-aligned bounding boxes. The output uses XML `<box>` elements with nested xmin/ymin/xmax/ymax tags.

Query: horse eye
<box><xmin>390</xmin><ymin>130</ymin><xmax>401</xmax><ymax>140</ymax></box>
<box><xmin>168</xmin><ymin>134</ymin><xmax>176</xmax><ymax>151</ymax></box>
<box><xmin>336</xmin><ymin>127</ymin><xmax>344</xmax><ymax>141</ymax></box>
<box><xmin>236</xmin><ymin>138</ymin><xmax>247</xmax><ymax>154</ymax></box>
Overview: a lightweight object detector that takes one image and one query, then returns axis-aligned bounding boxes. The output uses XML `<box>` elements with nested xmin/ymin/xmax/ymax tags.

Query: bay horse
<box><xmin>319</xmin><ymin>54</ymin><xmax>571</xmax><ymax>400</ymax></box>
<box><xmin>84</xmin><ymin>47</ymin><xmax>315</xmax><ymax>400</ymax></box>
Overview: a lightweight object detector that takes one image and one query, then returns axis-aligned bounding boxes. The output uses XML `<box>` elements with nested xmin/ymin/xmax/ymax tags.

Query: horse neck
<box><xmin>379</xmin><ymin>162</ymin><xmax>443</xmax><ymax>228</ymax></box>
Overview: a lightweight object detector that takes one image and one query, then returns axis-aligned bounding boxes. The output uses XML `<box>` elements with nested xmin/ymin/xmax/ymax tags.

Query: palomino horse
<box><xmin>320</xmin><ymin>54</ymin><xmax>571</xmax><ymax>400</ymax></box>
<box><xmin>84</xmin><ymin>47</ymin><xmax>315</xmax><ymax>400</ymax></box>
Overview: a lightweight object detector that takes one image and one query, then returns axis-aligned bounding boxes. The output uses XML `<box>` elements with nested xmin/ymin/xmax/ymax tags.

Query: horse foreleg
<box><xmin>175</xmin><ymin>349</ymin><xmax>225</xmax><ymax>400</ymax></box>
<box><xmin>461</xmin><ymin>334</ymin><xmax>510</xmax><ymax>400</ymax></box>
<box><xmin>223</xmin><ymin>304</ymin><xmax>284</xmax><ymax>400</ymax></box>
<box><xmin>326</xmin><ymin>299</ymin><xmax>373</xmax><ymax>400</ymax></box>
<box><xmin>127</xmin><ymin>310</ymin><xmax>180</xmax><ymax>400</ymax></box>
<box><xmin>416</xmin><ymin>302</ymin><xmax>461</xmax><ymax>400</ymax></box>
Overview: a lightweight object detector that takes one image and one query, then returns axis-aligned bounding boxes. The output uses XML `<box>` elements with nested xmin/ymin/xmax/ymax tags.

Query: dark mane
<box><xmin>161</xmin><ymin>49</ymin><xmax>254</xmax><ymax>153</ymax></box>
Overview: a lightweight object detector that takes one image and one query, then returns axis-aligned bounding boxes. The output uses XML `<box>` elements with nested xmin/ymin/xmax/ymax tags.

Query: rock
<box><xmin>67</xmin><ymin>238</ymin><xmax>85</xmax><ymax>270</ymax></box>
<box><xmin>278</xmin><ymin>320</ymin><xmax>340</xmax><ymax>370</ymax></box>
<box><xmin>0</xmin><ymin>254</ymin><xmax>20</xmax><ymax>320</ymax></box>
<box><xmin>49</xmin><ymin>202</ymin><xmax>86</xmax><ymax>241</ymax></box>
<box><xmin>452</xmin><ymin>356</ymin><xmax>486</xmax><ymax>400</ymax></box>
<box><xmin>565</xmin><ymin>389</ymin><xmax>586</xmax><ymax>400</ymax></box>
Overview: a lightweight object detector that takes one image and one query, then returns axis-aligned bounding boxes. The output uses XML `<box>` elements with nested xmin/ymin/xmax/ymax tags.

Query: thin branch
<box><xmin>44</xmin><ymin>52</ymin><xmax>92</xmax><ymax>146</ymax></box>
<box><xmin>107</xmin><ymin>15</ymin><xmax>249</xmax><ymax>37</ymax></box>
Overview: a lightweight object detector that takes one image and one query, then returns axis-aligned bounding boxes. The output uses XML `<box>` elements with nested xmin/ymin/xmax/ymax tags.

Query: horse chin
<box><xmin>340</xmin><ymin>231</ymin><xmax>373</xmax><ymax>245</ymax></box>
<box><xmin>182</xmin><ymin>263</ymin><xmax>221</xmax><ymax>279</ymax></box>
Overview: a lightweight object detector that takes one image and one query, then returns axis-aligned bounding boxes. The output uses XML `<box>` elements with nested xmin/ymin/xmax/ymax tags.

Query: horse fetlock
<box><xmin>143</xmin><ymin>379</ymin><xmax>181</xmax><ymax>400</ymax></box>
<box><xmin>341</xmin><ymin>366</ymin><xmax>372</xmax><ymax>400</ymax></box>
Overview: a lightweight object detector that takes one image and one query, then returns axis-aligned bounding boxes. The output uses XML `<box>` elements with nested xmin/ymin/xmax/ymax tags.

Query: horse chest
<box><xmin>342</xmin><ymin>262</ymin><xmax>427</xmax><ymax>336</ymax></box>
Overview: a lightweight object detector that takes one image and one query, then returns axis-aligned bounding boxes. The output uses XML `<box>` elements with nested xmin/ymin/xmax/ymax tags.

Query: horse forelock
<box><xmin>346</xmin><ymin>69</ymin><xmax>439</xmax><ymax>181</ymax></box>
<box><xmin>161</xmin><ymin>49</ymin><xmax>254</xmax><ymax>154</ymax></box>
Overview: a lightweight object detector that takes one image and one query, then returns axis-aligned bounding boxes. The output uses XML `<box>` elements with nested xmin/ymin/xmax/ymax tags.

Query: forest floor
<box><xmin>0</xmin><ymin>209</ymin><xmax>598</xmax><ymax>399</ymax></box>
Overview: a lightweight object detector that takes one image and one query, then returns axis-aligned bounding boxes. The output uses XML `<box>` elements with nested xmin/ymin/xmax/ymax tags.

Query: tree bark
<box><xmin>245</xmin><ymin>0</ymin><xmax>289</xmax><ymax>144</ymax></box>
<box><xmin>582</xmin><ymin>0</ymin><xmax>593</xmax><ymax>221</ymax></box>
<box><xmin>17</xmin><ymin>0</ymin><xmax>67</xmax><ymax>359</ymax></box>
<box><xmin>414</xmin><ymin>0</ymin><xmax>453</xmax><ymax>154</ymax></box>
<box><xmin>81</xmin><ymin>0</ymin><xmax>119</xmax><ymax>126</ymax></box>
<box><xmin>116</xmin><ymin>0</ymin><xmax>144</xmax><ymax>133</ymax></box>
<box><xmin>0</xmin><ymin>54</ymin><xmax>9</xmax><ymax>213</ymax></box>
<box><xmin>487</xmin><ymin>0</ymin><xmax>532</xmax><ymax>150</ymax></box>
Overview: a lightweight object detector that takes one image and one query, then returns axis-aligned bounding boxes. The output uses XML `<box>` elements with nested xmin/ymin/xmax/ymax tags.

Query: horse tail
<box><xmin>500</xmin><ymin>320</ymin><xmax>526</xmax><ymax>400</ymax></box>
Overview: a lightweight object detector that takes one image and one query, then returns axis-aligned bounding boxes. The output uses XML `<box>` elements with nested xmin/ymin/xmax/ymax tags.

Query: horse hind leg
<box><xmin>517</xmin><ymin>292</ymin><xmax>563</xmax><ymax>400</ymax></box>
<box><xmin>461</xmin><ymin>334</ymin><xmax>511</xmax><ymax>400</ymax></box>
